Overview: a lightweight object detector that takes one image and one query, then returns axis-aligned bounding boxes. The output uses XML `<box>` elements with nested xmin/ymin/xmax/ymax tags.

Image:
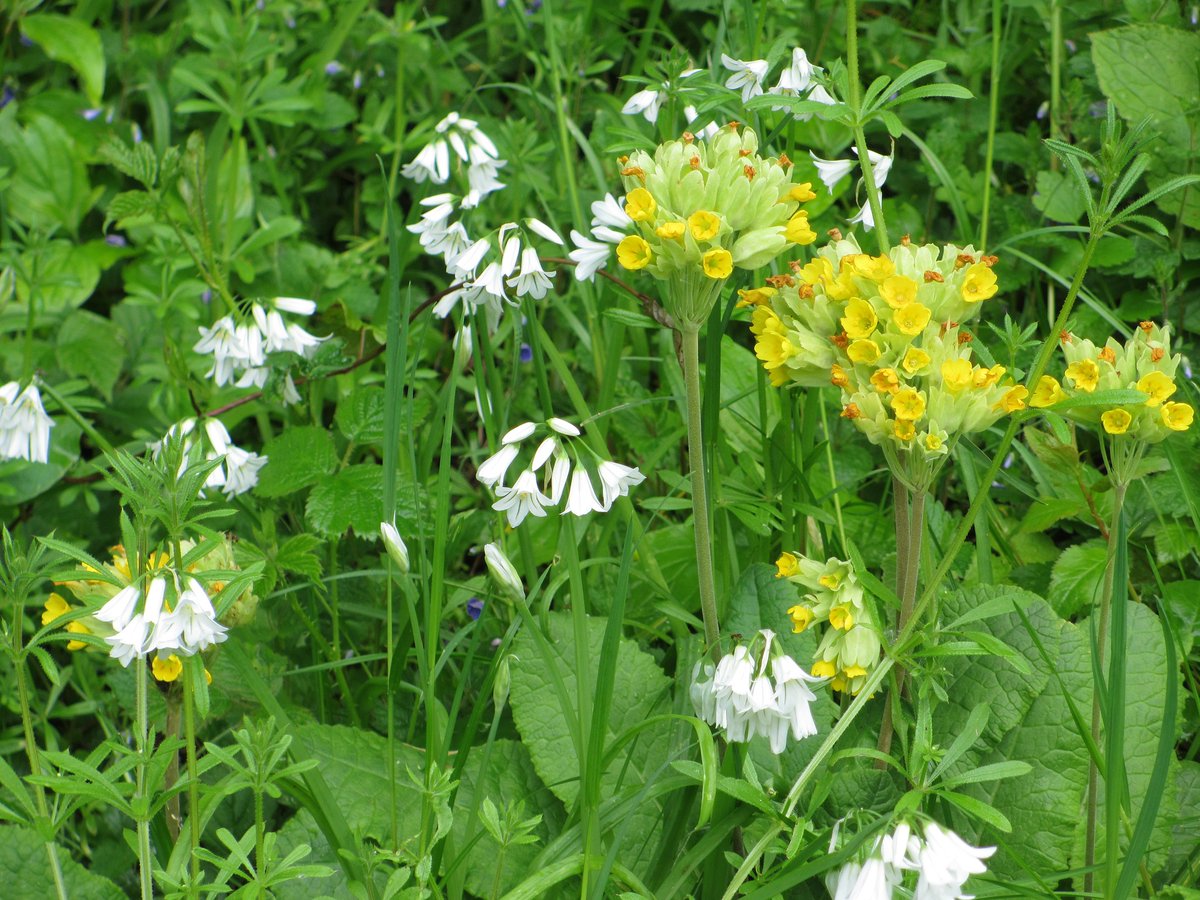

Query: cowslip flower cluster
<box><xmin>777</xmin><ymin>553</ymin><xmax>881</xmax><ymax>695</ymax></box>
<box><xmin>748</xmin><ymin>236</ymin><xmax>1015</xmax><ymax>489</ymax></box>
<box><xmin>690</xmin><ymin>629</ymin><xmax>819</xmax><ymax>753</ymax></box>
<box><xmin>193</xmin><ymin>297</ymin><xmax>325</xmax><ymax>401</ymax></box>
<box><xmin>1033</xmin><ymin>321</ymin><xmax>1194</xmax><ymax>441</ymax></box>
<box><xmin>0</xmin><ymin>380</ymin><xmax>53</xmax><ymax>463</ymax></box>
<box><xmin>475</xmin><ymin>417</ymin><xmax>645</xmax><ymax>527</ymax></box>
<box><xmin>827</xmin><ymin>820</ymin><xmax>994</xmax><ymax>900</ymax></box>
<box><xmin>580</xmin><ymin>125</ymin><xmax>817</xmax><ymax>327</ymax></box>
<box><xmin>150</xmin><ymin>417</ymin><xmax>268</xmax><ymax>498</ymax></box>
<box><xmin>400</xmin><ymin>112</ymin><xmax>505</xmax><ymax>207</ymax></box>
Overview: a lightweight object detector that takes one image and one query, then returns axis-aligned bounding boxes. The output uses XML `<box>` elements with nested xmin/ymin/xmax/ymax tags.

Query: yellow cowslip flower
<box><xmin>152</xmin><ymin>654</ymin><xmax>184</xmax><ymax>683</ymax></box>
<box><xmin>974</xmin><ymin>365</ymin><xmax>1005</xmax><ymax>388</ymax></box>
<box><xmin>880</xmin><ymin>275</ymin><xmax>917</xmax><ymax>309</ymax></box>
<box><xmin>961</xmin><ymin>262</ymin><xmax>998</xmax><ymax>303</ymax></box>
<box><xmin>818</xmin><ymin>570</ymin><xmax>843</xmax><ymax>591</ymax></box>
<box><xmin>1161</xmin><ymin>401</ymin><xmax>1193</xmax><ymax>431</ymax></box>
<box><xmin>736</xmin><ymin>286</ymin><xmax>776</xmax><ymax>308</ymax></box>
<box><xmin>825</xmin><ymin>270</ymin><xmax>858</xmax><ymax>301</ymax></box>
<box><xmin>893</xmin><ymin>302</ymin><xmax>932</xmax><ymax>336</ymax></box>
<box><xmin>788</xmin><ymin>182</ymin><xmax>816</xmax><ymax>202</ymax></box>
<box><xmin>1030</xmin><ymin>375</ymin><xmax>1066</xmax><ymax>407</ymax></box>
<box><xmin>893</xmin><ymin>419</ymin><xmax>916</xmax><ymax>441</ymax></box>
<box><xmin>843</xmin><ymin>664</ymin><xmax>868</xmax><ymax>679</ymax></box>
<box><xmin>787</xmin><ymin>604</ymin><xmax>814</xmax><ymax>633</ymax></box>
<box><xmin>995</xmin><ymin>385</ymin><xmax>1029</xmax><ymax>413</ymax></box>
<box><xmin>1101</xmin><ymin>408</ymin><xmax>1132</xmax><ymax>435</ymax></box>
<box><xmin>616</xmin><ymin>235</ymin><xmax>652</xmax><ymax>270</ymax></box>
<box><xmin>829</xmin><ymin>605</ymin><xmax>854</xmax><ymax>630</ymax></box>
<box><xmin>871</xmin><ymin>368</ymin><xmax>900</xmax><ymax>393</ymax></box>
<box><xmin>688</xmin><ymin>210</ymin><xmax>721</xmax><ymax>241</ymax></box>
<box><xmin>852</xmin><ymin>255</ymin><xmax>894</xmax><ymax>282</ymax></box>
<box><xmin>1065</xmin><ymin>358</ymin><xmax>1100</xmax><ymax>392</ymax></box>
<box><xmin>65</xmin><ymin>621</ymin><xmax>88</xmax><ymax>652</ymax></box>
<box><xmin>924</xmin><ymin>432</ymin><xmax>944</xmax><ymax>452</ymax></box>
<box><xmin>812</xmin><ymin>659</ymin><xmax>837</xmax><ymax>678</ymax></box>
<box><xmin>754</xmin><ymin>314</ymin><xmax>796</xmax><ymax>376</ymax></box>
<box><xmin>902</xmin><ymin>346</ymin><xmax>931</xmax><ymax>375</ymax></box>
<box><xmin>841</xmin><ymin>298</ymin><xmax>878</xmax><ymax>339</ymax></box>
<box><xmin>847</xmin><ymin>339</ymin><xmax>881</xmax><ymax>364</ymax></box>
<box><xmin>1136</xmin><ymin>370</ymin><xmax>1176</xmax><ymax>407</ymax></box>
<box><xmin>776</xmin><ymin>552</ymin><xmax>799</xmax><ymax>578</ymax></box>
<box><xmin>42</xmin><ymin>593</ymin><xmax>71</xmax><ymax>626</ymax></box>
<box><xmin>892</xmin><ymin>388</ymin><xmax>926</xmax><ymax>421</ymax></box>
<box><xmin>655</xmin><ymin>221</ymin><xmax>685</xmax><ymax>240</ymax></box>
<box><xmin>702</xmin><ymin>248</ymin><xmax>733</xmax><ymax>279</ymax></box>
<box><xmin>800</xmin><ymin>257</ymin><xmax>833</xmax><ymax>286</ymax></box>
<box><xmin>941</xmin><ymin>358</ymin><xmax>973</xmax><ymax>393</ymax></box>
<box><xmin>831</xmin><ymin>675</ymin><xmax>847</xmax><ymax>692</ymax></box>
<box><xmin>785</xmin><ymin>211</ymin><xmax>816</xmax><ymax>244</ymax></box>
<box><xmin>624</xmin><ymin>187</ymin><xmax>656</xmax><ymax>222</ymax></box>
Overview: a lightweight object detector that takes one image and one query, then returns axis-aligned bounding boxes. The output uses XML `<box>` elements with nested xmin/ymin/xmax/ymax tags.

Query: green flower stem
<box><xmin>681</xmin><ymin>326</ymin><xmax>722</xmax><ymax>662</ymax></box>
<box><xmin>183</xmin><ymin>677</ymin><xmax>201</xmax><ymax>887</ymax></box>
<box><xmin>845</xmin><ymin>0</ymin><xmax>890</xmax><ymax>255</ymax></box>
<box><xmin>979</xmin><ymin>0</ymin><xmax>1003</xmax><ymax>249</ymax></box>
<box><xmin>135</xmin><ymin>655</ymin><xmax>154</xmax><ymax>900</ymax></box>
<box><xmin>1084</xmin><ymin>476</ymin><xmax>1129</xmax><ymax>897</ymax></box>
<box><xmin>877</xmin><ymin>480</ymin><xmax>924</xmax><ymax>762</ymax></box>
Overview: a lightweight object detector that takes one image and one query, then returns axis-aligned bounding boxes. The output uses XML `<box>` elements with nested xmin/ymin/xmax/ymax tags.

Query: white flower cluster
<box><xmin>98</xmin><ymin>574</ymin><xmax>228</xmax><ymax>667</ymax></box>
<box><xmin>193</xmin><ymin>297</ymin><xmax>325</xmax><ymax>400</ymax></box>
<box><xmin>690</xmin><ymin>629</ymin><xmax>819</xmax><ymax>754</ymax></box>
<box><xmin>400</xmin><ymin>112</ymin><xmax>506</xmax><ymax>208</ymax></box>
<box><xmin>810</xmin><ymin>147</ymin><xmax>894</xmax><ymax>230</ymax></box>
<box><xmin>619</xmin><ymin>66</ymin><xmax>719</xmax><ymax>137</ymax></box>
<box><xmin>0</xmin><ymin>381</ymin><xmax>53</xmax><ymax>464</ymax></box>
<box><xmin>827</xmin><ymin>820</ymin><xmax>995</xmax><ymax>900</ymax></box>
<box><xmin>150</xmin><ymin>417</ymin><xmax>268</xmax><ymax>498</ymax></box>
<box><xmin>475</xmin><ymin>417</ymin><xmax>645</xmax><ymax>527</ymax></box>
<box><xmin>720</xmin><ymin>47</ymin><xmax>838</xmax><ymax>112</ymax></box>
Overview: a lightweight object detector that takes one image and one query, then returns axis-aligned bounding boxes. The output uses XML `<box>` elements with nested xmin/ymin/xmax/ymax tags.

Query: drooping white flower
<box><xmin>770</xmin><ymin>47</ymin><xmax>819</xmax><ymax>99</ymax></box>
<box><xmin>156</xmin><ymin>577</ymin><xmax>227</xmax><ymax>654</ymax></box>
<box><xmin>220</xmin><ymin>445</ymin><xmax>268</xmax><ymax>496</ymax></box>
<box><xmin>0</xmin><ymin>381</ymin><xmax>54</xmax><ymax>464</ymax></box>
<box><xmin>720</xmin><ymin>54</ymin><xmax>769</xmax><ymax>102</ymax></box>
<box><xmin>193</xmin><ymin>316</ymin><xmax>245</xmax><ymax>386</ymax></box>
<box><xmin>400</xmin><ymin>139</ymin><xmax>451</xmax><ymax>184</ymax></box>
<box><xmin>852</xmin><ymin>146</ymin><xmax>894</xmax><ymax>187</ymax></box>
<box><xmin>563</xmin><ymin>468</ymin><xmax>605</xmax><ymax>517</ymax></box>
<box><xmin>827</xmin><ymin>860</ymin><xmax>863</xmax><ymax>900</ymax></box>
<box><xmin>590</xmin><ymin>193</ymin><xmax>632</xmax><ymax>231</ymax></box>
<box><xmin>451</xmin><ymin>238</ymin><xmax>491</xmax><ymax>281</ymax></box>
<box><xmin>530</xmin><ymin>437</ymin><xmax>557</xmax><ymax>470</ymax></box>
<box><xmin>595</xmin><ymin>460</ymin><xmax>645</xmax><ymax>509</ymax></box>
<box><xmin>526</xmin><ymin>217</ymin><xmax>564</xmax><ymax>245</ymax></box>
<box><xmin>548</xmin><ymin>451</ymin><xmax>571</xmax><ymax>504</ymax></box>
<box><xmin>484</xmin><ymin>542</ymin><xmax>524</xmax><ymax>601</ymax></box>
<box><xmin>621</xmin><ymin>88</ymin><xmax>664</xmax><ymax>124</ymax></box>
<box><xmin>568</xmin><ymin>230</ymin><xmax>611</xmax><ymax>282</ymax></box>
<box><xmin>914</xmin><ymin>822</ymin><xmax>994</xmax><ymax>900</ymax></box>
<box><xmin>106</xmin><ymin>614</ymin><xmax>152</xmax><ymax>667</ymax></box>
<box><xmin>772</xmin><ymin>653</ymin><xmax>819</xmax><ymax>741</ymax></box>
<box><xmin>808</xmin><ymin>83</ymin><xmax>838</xmax><ymax>106</ymax></box>
<box><xmin>810</xmin><ymin>152</ymin><xmax>856</xmax><ymax>191</ymax></box>
<box><xmin>502</xmin><ymin>421</ymin><xmax>537</xmax><ymax>444</ymax></box>
<box><xmin>95</xmin><ymin>584</ymin><xmax>141</xmax><ymax>632</ymax></box>
<box><xmin>477</xmin><ymin>443</ymin><xmax>520</xmax><ymax>488</ymax></box>
<box><xmin>547</xmin><ymin>417</ymin><xmax>581</xmax><ymax>436</ymax></box>
<box><xmin>380</xmin><ymin>521</ymin><xmax>410</xmax><ymax>573</ymax></box>
<box><xmin>492</xmin><ymin>468</ymin><xmax>553</xmax><ymax>527</ymax></box>
<box><xmin>849</xmin><ymin>201</ymin><xmax>875</xmax><ymax>231</ymax></box>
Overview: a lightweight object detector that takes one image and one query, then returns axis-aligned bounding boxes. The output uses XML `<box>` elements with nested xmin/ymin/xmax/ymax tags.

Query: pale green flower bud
<box><xmin>380</xmin><ymin>521</ymin><xmax>410</xmax><ymax>574</ymax></box>
<box><xmin>484</xmin><ymin>542</ymin><xmax>524</xmax><ymax>602</ymax></box>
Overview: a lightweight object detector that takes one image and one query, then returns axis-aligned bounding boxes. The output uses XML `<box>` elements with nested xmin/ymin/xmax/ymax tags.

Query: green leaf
<box><xmin>1033</xmin><ymin>170</ymin><xmax>1087</xmax><ymax>224</ymax></box>
<box><xmin>335</xmin><ymin>387</ymin><xmax>386</xmax><ymax>444</ymax></box>
<box><xmin>56</xmin><ymin>311</ymin><xmax>125</xmax><ymax>399</ymax></box>
<box><xmin>254</xmin><ymin>426</ymin><xmax>338</xmax><ymax>498</ymax></box>
<box><xmin>104</xmin><ymin>191</ymin><xmax>156</xmax><ymax>229</ymax></box>
<box><xmin>0</xmin><ymin>118</ymin><xmax>95</xmax><ymax>234</ymax></box>
<box><xmin>20</xmin><ymin>14</ymin><xmax>106</xmax><ymax>106</ymax></box>
<box><xmin>305</xmin><ymin>464</ymin><xmax>423</xmax><ymax>538</ymax></box>
<box><xmin>1048</xmin><ymin>539</ymin><xmax>1108</xmax><ymax>618</ymax></box>
<box><xmin>0</xmin><ymin>826</ymin><xmax>123</xmax><ymax>898</ymax></box>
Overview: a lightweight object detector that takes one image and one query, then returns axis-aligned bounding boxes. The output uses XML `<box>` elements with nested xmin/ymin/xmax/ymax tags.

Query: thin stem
<box><xmin>681</xmin><ymin>327</ymin><xmax>721</xmax><ymax>662</ymax></box>
<box><xmin>979</xmin><ymin>0</ymin><xmax>1002</xmax><ymax>249</ymax></box>
<box><xmin>135</xmin><ymin>656</ymin><xmax>154</xmax><ymax>900</ymax></box>
<box><xmin>878</xmin><ymin>483</ymin><xmax>924</xmax><ymax>762</ymax></box>
<box><xmin>1084</xmin><ymin>478</ymin><xmax>1128</xmax><ymax>897</ymax></box>
<box><xmin>255</xmin><ymin>787</ymin><xmax>266</xmax><ymax>895</ymax></box>
<box><xmin>14</xmin><ymin>650</ymin><xmax>67</xmax><ymax>900</ymax></box>
<box><xmin>846</xmin><ymin>0</ymin><xmax>890</xmax><ymax>254</ymax></box>
<box><xmin>183</xmin><ymin>679</ymin><xmax>201</xmax><ymax>888</ymax></box>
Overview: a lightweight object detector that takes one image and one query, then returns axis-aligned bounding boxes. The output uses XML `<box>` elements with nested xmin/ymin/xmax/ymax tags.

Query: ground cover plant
<box><xmin>1</xmin><ymin>0</ymin><xmax>1199</xmax><ymax>897</ymax></box>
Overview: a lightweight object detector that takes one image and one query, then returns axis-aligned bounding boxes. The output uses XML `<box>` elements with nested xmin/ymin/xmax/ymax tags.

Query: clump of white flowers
<box><xmin>826</xmin><ymin>819</ymin><xmax>995</xmax><ymax>900</ymax></box>
<box><xmin>401</xmin><ymin>112</ymin><xmax>506</xmax><ymax>206</ymax></box>
<box><xmin>690</xmin><ymin>629</ymin><xmax>819</xmax><ymax>754</ymax></box>
<box><xmin>0</xmin><ymin>380</ymin><xmax>54</xmax><ymax>463</ymax></box>
<box><xmin>475</xmin><ymin>417</ymin><xmax>645</xmax><ymax>527</ymax></box>
<box><xmin>150</xmin><ymin>417</ymin><xmax>268</xmax><ymax>498</ymax></box>
<box><xmin>97</xmin><ymin>573</ymin><xmax>228</xmax><ymax>667</ymax></box>
<box><xmin>193</xmin><ymin>296</ymin><xmax>325</xmax><ymax>401</ymax></box>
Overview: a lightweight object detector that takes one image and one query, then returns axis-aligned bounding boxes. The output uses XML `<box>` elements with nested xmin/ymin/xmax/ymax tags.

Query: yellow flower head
<box><xmin>847</xmin><ymin>339</ymin><xmax>881</xmax><ymax>364</ymax></box>
<box><xmin>702</xmin><ymin>248</ymin><xmax>734</xmax><ymax>279</ymax></box>
<box><xmin>1136</xmin><ymin>371</ymin><xmax>1176</xmax><ymax>407</ymax></box>
<box><xmin>152</xmin><ymin>654</ymin><xmax>184</xmax><ymax>683</ymax></box>
<box><xmin>65</xmin><ymin>621</ymin><xmax>89</xmax><ymax>652</ymax></box>
<box><xmin>785</xmin><ymin>211</ymin><xmax>816</xmax><ymax>245</ymax></box>
<box><xmin>843</xmin><ymin>664</ymin><xmax>868</xmax><ymax>679</ymax></box>
<box><xmin>787</xmin><ymin>604</ymin><xmax>814</xmax><ymax>633</ymax></box>
<box><xmin>961</xmin><ymin>262</ymin><xmax>998</xmax><ymax>303</ymax></box>
<box><xmin>892</xmin><ymin>388</ymin><xmax>926</xmax><ymax>421</ymax></box>
<box><xmin>688</xmin><ymin>210</ymin><xmax>721</xmax><ymax>241</ymax></box>
<box><xmin>775</xmin><ymin>552</ymin><xmax>800</xmax><ymax>579</ymax></box>
<box><xmin>852</xmin><ymin>255</ymin><xmax>895</xmax><ymax>282</ymax></box>
<box><xmin>893</xmin><ymin>302</ymin><xmax>932</xmax><ymax>336</ymax></box>
<box><xmin>736</xmin><ymin>286</ymin><xmax>777</xmax><ymax>308</ymax></box>
<box><xmin>841</xmin><ymin>298</ymin><xmax>878</xmax><ymax>339</ymax></box>
<box><xmin>924</xmin><ymin>432</ymin><xmax>944</xmax><ymax>452</ymax></box>
<box><xmin>995</xmin><ymin>385</ymin><xmax>1029</xmax><ymax>413</ymax></box>
<box><xmin>616</xmin><ymin>235</ymin><xmax>652</xmax><ymax>270</ymax></box>
<box><xmin>1161</xmin><ymin>401</ymin><xmax>1193</xmax><ymax>432</ymax></box>
<box><xmin>941</xmin><ymin>358</ymin><xmax>973</xmax><ymax>393</ymax></box>
<box><xmin>974</xmin><ymin>364</ymin><xmax>1006</xmax><ymax>388</ymax></box>
<box><xmin>1101</xmin><ymin>408</ymin><xmax>1132</xmax><ymax>435</ymax></box>
<box><xmin>902</xmin><ymin>346</ymin><xmax>931</xmax><ymax>375</ymax></box>
<box><xmin>788</xmin><ymin>182</ymin><xmax>816</xmax><ymax>202</ymax></box>
<box><xmin>42</xmin><ymin>593</ymin><xmax>71</xmax><ymax>626</ymax></box>
<box><xmin>829</xmin><ymin>605</ymin><xmax>855</xmax><ymax>630</ymax></box>
<box><xmin>812</xmin><ymin>659</ymin><xmax>838</xmax><ymax>678</ymax></box>
<box><xmin>871</xmin><ymin>368</ymin><xmax>900</xmax><ymax>394</ymax></box>
<box><xmin>655</xmin><ymin>221</ymin><xmax>685</xmax><ymax>240</ymax></box>
<box><xmin>624</xmin><ymin>187</ymin><xmax>656</xmax><ymax>222</ymax></box>
<box><xmin>754</xmin><ymin>316</ymin><xmax>796</xmax><ymax>374</ymax></box>
<box><xmin>818</xmin><ymin>570</ymin><xmax>843</xmax><ymax>591</ymax></box>
<box><xmin>1065</xmin><ymin>359</ymin><xmax>1100</xmax><ymax>392</ymax></box>
<box><xmin>800</xmin><ymin>257</ymin><xmax>833</xmax><ymax>286</ymax></box>
<box><xmin>893</xmin><ymin>419</ymin><xmax>916</xmax><ymax>441</ymax></box>
<box><xmin>1030</xmin><ymin>375</ymin><xmax>1067</xmax><ymax>408</ymax></box>
<box><xmin>880</xmin><ymin>275</ymin><xmax>917</xmax><ymax>309</ymax></box>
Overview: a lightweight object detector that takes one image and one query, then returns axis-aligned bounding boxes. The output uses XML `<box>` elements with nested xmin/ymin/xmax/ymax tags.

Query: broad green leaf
<box><xmin>335</xmin><ymin>386</ymin><xmax>386</xmax><ymax>444</ymax></box>
<box><xmin>254</xmin><ymin>426</ymin><xmax>338</xmax><ymax>498</ymax></box>
<box><xmin>56</xmin><ymin>310</ymin><xmax>125</xmax><ymax>399</ymax></box>
<box><xmin>305</xmin><ymin>464</ymin><xmax>423</xmax><ymax>538</ymax></box>
<box><xmin>20</xmin><ymin>14</ymin><xmax>106</xmax><ymax>106</ymax></box>
<box><xmin>1033</xmin><ymin>170</ymin><xmax>1086</xmax><ymax>224</ymax></box>
<box><xmin>0</xmin><ymin>826</ymin><xmax>123</xmax><ymax>898</ymax></box>
<box><xmin>719</xmin><ymin>340</ymin><xmax>779</xmax><ymax>458</ymax></box>
<box><xmin>1048</xmin><ymin>539</ymin><xmax>1108</xmax><ymax>618</ymax></box>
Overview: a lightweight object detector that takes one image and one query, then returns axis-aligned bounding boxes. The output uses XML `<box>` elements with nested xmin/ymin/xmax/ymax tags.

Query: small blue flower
<box><xmin>466</xmin><ymin>597</ymin><xmax>485</xmax><ymax>620</ymax></box>
<box><xmin>325</xmin><ymin>60</ymin><xmax>343</xmax><ymax>76</ymax></box>
<box><xmin>105</xmin><ymin>234</ymin><xmax>127</xmax><ymax>247</ymax></box>
<box><xmin>519</xmin><ymin>343</ymin><xmax>533</xmax><ymax>363</ymax></box>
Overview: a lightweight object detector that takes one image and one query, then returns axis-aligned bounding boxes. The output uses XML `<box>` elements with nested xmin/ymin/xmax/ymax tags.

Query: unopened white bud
<box><xmin>484</xmin><ymin>542</ymin><xmax>524</xmax><ymax>602</ymax></box>
<box><xmin>380</xmin><ymin>521</ymin><xmax>410</xmax><ymax>574</ymax></box>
